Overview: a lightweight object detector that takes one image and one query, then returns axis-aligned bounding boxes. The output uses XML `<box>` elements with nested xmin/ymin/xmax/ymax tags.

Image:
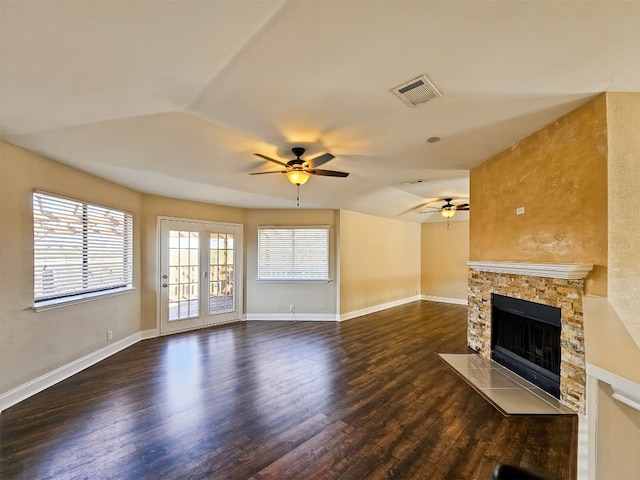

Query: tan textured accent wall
<box><xmin>339</xmin><ymin>210</ymin><xmax>420</xmax><ymax>314</ymax></box>
<box><xmin>606</xmin><ymin>92</ymin><xmax>640</xmax><ymax>346</ymax></box>
<box><xmin>0</xmin><ymin>142</ymin><xmax>142</xmax><ymax>395</ymax></box>
<box><xmin>421</xmin><ymin>221</ymin><xmax>469</xmax><ymax>300</ymax></box>
<box><xmin>245</xmin><ymin>209</ymin><xmax>338</xmax><ymax>316</ymax></box>
<box><xmin>470</xmin><ymin>95</ymin><xmax>608</xmax><ymax>296</ymax></box>
<box><xmin>139</xmin><ymin>194</ymin><xmax>247</xmax><ymax>331</ymax></box>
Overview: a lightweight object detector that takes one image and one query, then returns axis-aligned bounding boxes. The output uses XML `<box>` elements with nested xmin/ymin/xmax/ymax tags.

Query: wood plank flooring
<box><xmin>0</xmin><ymin>301</ymin><xmax>577</xmax><ymax>479</ymax></box>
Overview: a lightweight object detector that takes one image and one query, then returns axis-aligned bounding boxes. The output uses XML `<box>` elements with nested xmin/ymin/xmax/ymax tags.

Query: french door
<box><xmin>159</xmin><ymin>218</ymin><xmax>242</xmax><ymax>335</ymax></box>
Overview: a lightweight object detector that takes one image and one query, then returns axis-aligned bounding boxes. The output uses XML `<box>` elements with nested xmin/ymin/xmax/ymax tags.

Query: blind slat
<box><xmin>257</xmin><ymin>227</ymin><xmax>329</xmax><ymax>281</ymax></box>
<box><xmin>33</xmin><ymin>192</ymin><xmax>133</xmax><ymax>303</ymax></box>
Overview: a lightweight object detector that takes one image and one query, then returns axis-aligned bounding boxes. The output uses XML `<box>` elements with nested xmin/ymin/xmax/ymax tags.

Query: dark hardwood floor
<box><xmin>0</xmin><ymin>301</ymin><xmax>577</xmax><ymax>479</ymax></box>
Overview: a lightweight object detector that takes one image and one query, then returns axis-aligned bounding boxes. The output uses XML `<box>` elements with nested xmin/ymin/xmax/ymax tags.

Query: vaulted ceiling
<box><xmin>1</xmin><ymin>1</ymin><xmax>638</xmax><ymax>222</ymax></box>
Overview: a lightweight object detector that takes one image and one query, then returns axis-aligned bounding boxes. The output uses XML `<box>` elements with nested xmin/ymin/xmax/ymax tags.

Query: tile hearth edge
<box><xmin>438</xmin><ymin>353</ymin><xmax>575</xmax><ymax>416</ymax></box>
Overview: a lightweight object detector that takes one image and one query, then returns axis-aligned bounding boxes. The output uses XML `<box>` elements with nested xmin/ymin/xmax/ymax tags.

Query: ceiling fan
<box><xmin>421</xmin><ymin>197</ymin><xmax>470</xmax><ymax>217</ymax></box>
<box><xmin>251</xmin><ymin>147</ymin><xmax>349</xmax><ymax>184</ymax></box>
<box><xmin>250</xmin><ymin>147</ymin><xmax>349</xmax><ymax>206</ymax></box>
<box><xmin>421</xmin><ymin>197</ymin><xmax>469</xmax><ymax>227</ymax></box>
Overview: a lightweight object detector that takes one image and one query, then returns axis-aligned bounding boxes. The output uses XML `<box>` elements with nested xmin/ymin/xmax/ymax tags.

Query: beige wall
<box><xmin>606</xmin><ymin>92</ymin><xmax>640</xmax><ymax>346</ymax></box>
<box><xmin>596</xmin><ymin>382</ymin><xmax>640</xmax><ymax>479</ymax></box>
<box><xmin>421</xmin><ymin>221</ymin><xmax>469</xmax><ymax>300</ymax></box>
<box><xmin>0</xmin><ymin>141</ymin><xmax>142</xmax><ymax>394</ymax></box>
<box><xmin>139</xmin><ymin>194</ymin><xmax>246</xmax><ymax>331</ymax></box>
<box><xmin>339</xmin><ymin>210</ymin><xmax>420</xmax><ymax>314</ymax></box>
<box><xmin>245</xmin><ymin>209</ymin><xmax>338</xmax><ymax>316</ymax></box>
<box><xmin>469</xmin><ymin>95</ymin><xmax>608</xmax><ymax>295</ymax></box>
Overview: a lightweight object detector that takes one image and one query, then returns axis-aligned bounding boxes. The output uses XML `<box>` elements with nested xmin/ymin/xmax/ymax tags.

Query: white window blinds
<box><xmin>33</xmin><ymin>192</ymin><xmax>133</xmax><ymax>304</ymax></box>
<box><xmin>257</xmin><ymin>227</ymin><xmax>329</xmax><ymax>281</ymax></box>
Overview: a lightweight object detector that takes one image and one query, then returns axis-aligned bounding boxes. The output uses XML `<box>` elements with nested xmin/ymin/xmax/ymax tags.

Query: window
<box><xmin>257</xmin><ymin>226</ymin><xmax>329</xmax><ymax>281</ymax></box>
<box><xmin>33</xmin><ymin>191</ymin><xmax>133</xmax><ymax>307</ymax></box>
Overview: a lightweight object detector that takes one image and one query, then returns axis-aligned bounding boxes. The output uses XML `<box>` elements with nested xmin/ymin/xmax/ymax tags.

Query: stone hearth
<box><xmin>466</xmin><ymin>261</ymin><xmax>593</xmax><ymax>413</ymax></box>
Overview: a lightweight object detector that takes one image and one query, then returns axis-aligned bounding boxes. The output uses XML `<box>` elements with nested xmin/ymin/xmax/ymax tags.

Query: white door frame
<box><xmin>157</xmin><ymin>216</ymin><xmax>243</xmax><ymax>335</ymax></box>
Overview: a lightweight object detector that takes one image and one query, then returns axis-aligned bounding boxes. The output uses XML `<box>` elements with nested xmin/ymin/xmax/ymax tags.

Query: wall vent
<box><xmin>392</xmin><ymin>75</ymin><xmax>442</xmax><ymax>107</ymax></box>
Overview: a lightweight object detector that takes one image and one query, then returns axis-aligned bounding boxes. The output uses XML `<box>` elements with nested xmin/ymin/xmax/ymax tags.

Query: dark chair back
<box><xmin>492</xmin><ymin>464</ymin><xmax>557</xmax><ymax>480</ymax></box>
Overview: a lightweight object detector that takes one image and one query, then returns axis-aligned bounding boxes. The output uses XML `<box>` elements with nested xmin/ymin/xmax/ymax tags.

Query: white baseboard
<box><xmin>245</xmin><ymin>313</ymin><xmax>339</xmax><ymax>322</ymax></box>
<box><xmin>421</xmin><ymin>295</ymin><xmax>468</xmax><ymax>306</ymax></box>
<box><xmin>340</xmin><ymin>295</ymin><xmax>422</xmax><ymax>322</ymax></box>
<box><xmin>141</xmin><ymin>328</ymin><xmax>159</xmax><ymax>340</ymax></box>
<box><xmin>0</xmin><ymin>332</ymin><xmax>142</xmax><ymax>413</ymax></box>
<box><xmin>246</xmin><ymin>295</ymin><xmax>464</xmax><ymax>323</ymax></box>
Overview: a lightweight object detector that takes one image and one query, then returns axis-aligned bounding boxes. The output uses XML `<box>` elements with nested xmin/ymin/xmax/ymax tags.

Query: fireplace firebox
<box><xmin>491</xmin><ymin>294</ymin><xmax>561</xmax><ymax>398</ymax></box>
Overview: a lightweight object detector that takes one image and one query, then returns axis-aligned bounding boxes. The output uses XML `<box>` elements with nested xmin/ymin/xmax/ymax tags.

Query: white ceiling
<box><xmin>1</xmin><ymin>1</ymin><xmax>638</xmax><ymax>223</ymax></box>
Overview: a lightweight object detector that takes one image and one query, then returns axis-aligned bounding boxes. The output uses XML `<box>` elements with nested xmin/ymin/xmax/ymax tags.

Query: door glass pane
<box><xmin>168</xmin><ymin>230</ymin><xmax>200</xmax><ymax>321</ymax></box>
<box><xmin>209</xmin><ymin>233</ymin><xmax>235</xmax><ymax>315</ymax></box>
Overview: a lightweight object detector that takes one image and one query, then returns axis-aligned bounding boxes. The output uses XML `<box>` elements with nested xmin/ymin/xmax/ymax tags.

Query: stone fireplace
<box><xmin>467</xmin><ymin>261</ymin><xmax>593</xmax><ymax>413</ymax></box>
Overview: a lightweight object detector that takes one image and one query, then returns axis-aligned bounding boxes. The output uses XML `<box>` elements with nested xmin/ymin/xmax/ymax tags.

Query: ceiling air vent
<box><xmin>392</xmin><ymin>75</ymin><xmax>442</xmax><ymax>107</ymax></box>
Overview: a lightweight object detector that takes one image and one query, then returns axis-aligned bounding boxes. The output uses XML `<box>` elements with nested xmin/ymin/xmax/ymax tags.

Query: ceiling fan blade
<box><xmin>396</xmin><ymin>203</ymin><xmax>428</xmax><ymax>216</ymax></box>
<box><xmin>306</xmin><ymin>153</ymin><xmax>335</xmax><ymax>169</ymax></box>
<box><xmin>249</xmin><ymin>170</ymin><xmax>286</xmax><ymax>175</ymax></box>
<box><xmin>309</xmin><ymin>169</ymin><xmax>349</xmax><ymax>178</ymax></box>
<box><xmin>454</xmin><ymin>204</ymin><xmax>470</xmax><ymax>210</ymax></box>
<box><xmin>423</xmin><ymin>199</ymin><xmax>446</xmax><ymax>208</ymax></box>
<box><xmin>254</xmin><ymin>153</ymin><xmax>288</xmax><ymax>167</ymax></box>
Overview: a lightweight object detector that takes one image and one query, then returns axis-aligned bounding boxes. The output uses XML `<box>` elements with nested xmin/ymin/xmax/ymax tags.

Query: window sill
<box><xmin>34</xmin><ymin>287</ymin><xmax>135</xmax><ymax>312</ymax></box>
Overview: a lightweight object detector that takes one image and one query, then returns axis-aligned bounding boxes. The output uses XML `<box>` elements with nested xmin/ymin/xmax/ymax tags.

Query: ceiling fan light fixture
<box><xmin>286</xmin><ymin>169</ymin><xmax>311</xmax><ymax>185</ymax></box>
<box><xmin>441</xmin><ymin>206</ymin><xmax>456</xmax><ymax>218</ymax></box>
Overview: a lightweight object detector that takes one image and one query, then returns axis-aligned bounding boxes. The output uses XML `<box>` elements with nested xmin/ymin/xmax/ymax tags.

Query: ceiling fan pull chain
<box><xmin>296</xmin><ymin>184</ymin><xmax>300</xmax><ymax>207</ymax></box>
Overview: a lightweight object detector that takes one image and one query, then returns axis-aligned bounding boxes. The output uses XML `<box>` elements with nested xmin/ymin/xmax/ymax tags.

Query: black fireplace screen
<box><xmin>491</xmin><ymin>294</ymin><xmax>561</xmax><ymax>397</ymax></box>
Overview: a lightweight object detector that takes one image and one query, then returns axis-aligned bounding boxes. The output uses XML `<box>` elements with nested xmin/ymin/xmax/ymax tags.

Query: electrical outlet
<box><xmin>516</xmin><ymin>206</ymin><xmax>525</xmax><ymax>215</ymax></box>
<box><xmin>289</xmin><ymin>304</ymin><xmax>295</xmax><ymax>313</ymax></box>
<box><xmin>107</xmin><ymin>330</ymin><xmax>113</xmax><ymax>341</ymax></box>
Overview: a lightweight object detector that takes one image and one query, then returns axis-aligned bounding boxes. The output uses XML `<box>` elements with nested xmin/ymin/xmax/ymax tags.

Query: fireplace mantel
<box><xmin>467</xmin><ymin>261</ymin><xmax>593</xmax><ymax>280</ymax></box>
